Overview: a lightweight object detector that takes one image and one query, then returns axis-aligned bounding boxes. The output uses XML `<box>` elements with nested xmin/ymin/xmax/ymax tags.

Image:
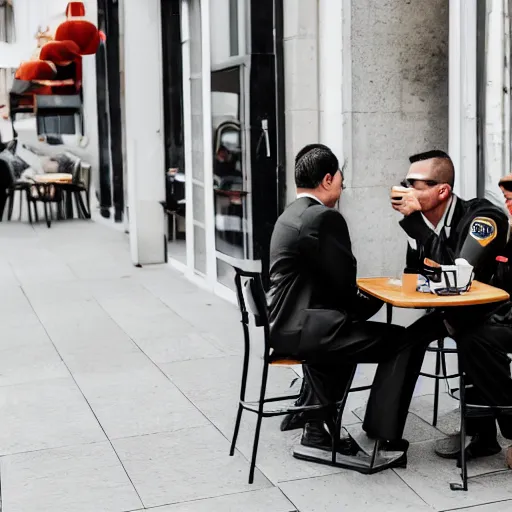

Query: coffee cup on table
<box><xmin>402</xmin><ymin>268</ymin><xmax>419</xmax><ymax>293</ymax></box>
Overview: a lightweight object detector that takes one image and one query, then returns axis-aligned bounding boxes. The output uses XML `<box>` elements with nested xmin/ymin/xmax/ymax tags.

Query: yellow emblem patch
<box><xmin>469</xmin><ymin>217</ymin><xmax>497</xmax><ymax>247</ymax></box>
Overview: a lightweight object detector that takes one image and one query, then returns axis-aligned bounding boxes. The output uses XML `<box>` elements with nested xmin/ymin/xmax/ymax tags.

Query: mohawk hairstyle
<box><xmin>409</xmin><ymin>150</ymin><xmax>450</xmax><ymax>164</ymax></box>
<box><xmin>409</xmin><ymin>150</ymin><xmax>455</xmax><ymax>188</ymax></box>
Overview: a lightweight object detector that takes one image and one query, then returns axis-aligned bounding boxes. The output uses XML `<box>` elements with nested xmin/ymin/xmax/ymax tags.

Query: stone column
<box><xmin>341</xmin><ymin>0</ymin><xmax>449</xmax><ymax>277</ymax></box>
<box><xmin>123</xmin><ymin>0</ymin><xmax>166</xmax><ymax>265</ymax></box>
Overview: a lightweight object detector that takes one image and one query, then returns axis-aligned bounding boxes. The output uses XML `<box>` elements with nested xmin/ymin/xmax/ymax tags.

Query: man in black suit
<box><xmin>268</xmin><ymin>144</ymin><xmax>407</xmax><ymax>457</ymax></box>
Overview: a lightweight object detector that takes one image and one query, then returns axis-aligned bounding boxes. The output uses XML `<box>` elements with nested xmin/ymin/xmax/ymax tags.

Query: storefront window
<box><xmin>211</xmin><ymin>67</ymin><xmax>247</xmax><ymax>261</ymax></box>
<box><xmin>210</xmin><ymin>0</ymin><xmax>244</xmax><ymax>66</ymax></box>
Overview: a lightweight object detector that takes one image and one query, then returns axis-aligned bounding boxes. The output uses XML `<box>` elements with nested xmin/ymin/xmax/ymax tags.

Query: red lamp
<box><xmin>15</xmin><ymin>61</ymin><xmax>57</xmax><ymax>81</ymax></box>
<box><xmin>55</xmin><ymin>20</ymin><xmax>100</xmax><ymax>55</ymax></box>
<box><xmin>66</xmin><ymin>2</ymin><xmax>86</xmax><ymax>18</ymax></box>
<box><xmin>40</xmin><ymin>40</ymin><xmax>81</xmax><ymax>65</ymax></box>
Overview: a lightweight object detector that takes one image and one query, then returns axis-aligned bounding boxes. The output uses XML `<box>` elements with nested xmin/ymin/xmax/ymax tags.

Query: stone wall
<box><xmin>344</xmin><ymin>0</ymin><xmax>449</xmax><ymax>277</ymax></box>
<box><xmin>283</xmin><ymin>0</ymin><xmax>449</xmax><ymax>277</ymax></box>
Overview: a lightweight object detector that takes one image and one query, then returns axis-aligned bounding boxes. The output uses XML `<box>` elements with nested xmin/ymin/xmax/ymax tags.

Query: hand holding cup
<box><xmin>390</xmin><ymin>186</ymin><xmax>422</xmax><ymax>216</ymax></box>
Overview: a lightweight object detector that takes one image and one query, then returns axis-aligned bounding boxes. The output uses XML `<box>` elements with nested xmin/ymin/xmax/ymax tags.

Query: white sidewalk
<box><xmin>0</xmin><ymin>218</ymin><xmax>510</xmax><ymax>512</ymax></box>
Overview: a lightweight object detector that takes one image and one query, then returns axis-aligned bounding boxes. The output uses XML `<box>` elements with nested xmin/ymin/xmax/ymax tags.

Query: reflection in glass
<box><xmin>211</xmin><ymin>67</ymin><xmax>247</xmax><ymax>261</ymax></box>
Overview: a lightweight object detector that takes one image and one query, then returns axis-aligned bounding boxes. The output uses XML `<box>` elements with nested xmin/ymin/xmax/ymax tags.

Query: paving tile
<box><xmin>449</xmin><ymin>501</ymin><xmax>512</xmax><ymax>511</ymax></box>
<box><xmin>0</xmin><ymin>316</ymin><xmax>53</xmax><ymax>348</ymax></box>
<box><xmin>135</xmin><ymin>332</ymin><xmax>226</xmax><ymax>365</ymax></box>
<box><xmin>129</xmin><ymin>488</ymin><xmax>295</xmax><ymax>512</ymax></box>
<box><xmin>352</xmin><ymin>406</ymin><xmax>445</xmax><ymax>444</ymax></box>
<box><xmin>409</xmin><ymin>392</ymin><xmax>460</xmax><ymax>428</ymax></box>
<box><xmin>31</xmin><ymin>298</ymin><xmax>145</xmax><ymax>374</ymax></box>
<box><xmin>155</xmin><ymin>291</ymin><xmax>241</xmax><ymax>350</ymax></box>
<box><xmin>0</xmin><ymin>377</ymin><xmax>105</xmax><ymax>455</ymax></box>
<box><xmin>0</xmin><ymin>339</ymin><xmax>68</xmax><ymax>387</ymax></box>
<box><xmin>113</xmin><ymin>426</ymin><xmax>272</xmax><ymax>508</ymax></box>
<box><xmin>395</xmin><ymin>440</ymin><xmax>512</xmax><ymax>510</ymax></box>
<box><xmin>161</xmin><ymin>355</ymin><xmax>299</xmax><ymax>405</ymax></box>
<box><xmin>9</xmin><ymin>251</ymin><xmax>76</xmax><ymax>285</ymax></box>
<box><xmin>74</xmin><ymin>364</ymin><xmax>208</xmax><ymax>439</ymax></box>
<box><xmin>95</xmin><ymin>287</ymin><xmax>195</xmax><ymax>339</ymax></box>
<box><xmin>199</xmin><ymin>401</ymin><xmax>349</xmax><ymax>484</ymax></box>
<box><xmin>279</xmin><ymin>470</ymin><xmax>432</xmax><ymax>511</ymax></box>
<box><xmin>1</xmin><ymin>441</ymin><xmax>143</xmax><ymax>512</ymax></box>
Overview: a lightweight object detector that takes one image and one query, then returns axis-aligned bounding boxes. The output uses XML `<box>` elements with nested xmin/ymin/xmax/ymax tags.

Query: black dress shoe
<box><xmin>300</xmin><ymin>422</ymin><xmax>359</xmax><ymax>455</ymax></box>
<box><xmin>435</xmin><ymin>433</ymin><xmax>502</xmax><ymax>460</ymax></box>
<box><xmin>379</xmin><ymin>439</ymin><xmax>410</xmax><ymax>453</ymax></box>
<box><xmin>281</xmin><ymin>412</ymin><xmax>307</xmax><ymax>432</ymax></box>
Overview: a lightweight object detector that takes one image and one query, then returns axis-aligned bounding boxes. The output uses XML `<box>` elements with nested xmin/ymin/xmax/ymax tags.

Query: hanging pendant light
<box><xmin>66</xmin><ymin>2</ymin><xmax>86</xmax><ymax>18</ymax></box>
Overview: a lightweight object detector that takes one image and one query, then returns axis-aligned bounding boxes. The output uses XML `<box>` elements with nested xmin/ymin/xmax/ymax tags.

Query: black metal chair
<box><xmin>413</xmin><ymin>338</ymin><xmax>512</xmax><ymax>491</ymax></box>
<box><xmin>447</xmin><ymin>355</ymin><xmax>512</xmax><ymax>491</ymax></box>
<box><xmin>229</xmin><ymin>267</ymin><xmax>371</xmax><ymax>483</ymax></box>
<box><xmin>26</xmin><ymin>182</ymin><xmax>63</xmax><ymax>228</ymax></box>
<box><xmin>422</xmin><ymin>339</ymin><xmax>460</xmax><ymax>426</ymax></box>
<box><xmin>59</xmin><ymin>160</ymin><xmax>92</xmax><ymax>219</ymax></box>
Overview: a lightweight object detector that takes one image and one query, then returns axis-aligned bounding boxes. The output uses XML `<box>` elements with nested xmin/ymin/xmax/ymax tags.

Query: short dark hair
<box><xmin>409</xmin><ymin>150</ymin><xmax>455</xmax><ymax>187</ymax></box>
<box><xmin>295</xmin><ymin>144</ymin><xmax>339</xmax><ymax>188</ymax></box>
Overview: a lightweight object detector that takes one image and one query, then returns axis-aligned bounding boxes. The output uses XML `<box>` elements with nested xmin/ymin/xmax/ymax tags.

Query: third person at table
<box><xmin>362</xmin><ymin>150</ymin><xmax>512</xmax><ymax>462</ymax></box>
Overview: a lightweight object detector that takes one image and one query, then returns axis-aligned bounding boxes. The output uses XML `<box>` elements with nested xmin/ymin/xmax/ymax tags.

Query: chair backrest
<box><xmin>76</xmin><ymin>162</ymin><xmax>91</xmax><ymax>189</ymax></box>
<box><xmin>233</xmin><ymin>267</ymin><xmax>271</xmax><ymax>354</ymax></box>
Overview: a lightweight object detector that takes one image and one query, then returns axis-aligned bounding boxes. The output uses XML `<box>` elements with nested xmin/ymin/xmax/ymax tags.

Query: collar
<box><xmin>421</xmin><ymin>195</ymin><xmax>457</xmax><ymax>237</ymax></box>
<box><xmin>296</xmin><ymin>192</ymin><xmax>324</xmax><ymax>206</ymax></box>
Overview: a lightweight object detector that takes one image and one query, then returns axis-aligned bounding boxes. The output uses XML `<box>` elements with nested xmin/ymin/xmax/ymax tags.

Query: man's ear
<box><xmin>439</xmin><ymin>184</ymin><xmax>452</xmax><ymax>199</ymax></box>
<box><xmin>321</xmin><ymin>173</ymin><xmax>333</xmax><ymax>189</ymax></box>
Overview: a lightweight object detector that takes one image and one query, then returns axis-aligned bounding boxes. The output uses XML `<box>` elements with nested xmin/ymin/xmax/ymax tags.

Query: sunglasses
<box><xmin>400</xmin><ymin>178</ymin><xmax>439</xmax><ymax>188</ymax></box>
<box><xmin>499</xmin><ymin>180</ymin><xmax>512</xmax><ymax>192</ymax></box>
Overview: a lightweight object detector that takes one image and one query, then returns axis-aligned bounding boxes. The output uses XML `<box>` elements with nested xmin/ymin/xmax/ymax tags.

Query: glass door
<box><xmin>211</xmin><ymin>66</ymin><xmax>249</xmax><ymax>262</ymax></box>
<box><xmin>209</xmin><ymin>0</ymin><xmax>281</xmax><ymax>289</ymax></box>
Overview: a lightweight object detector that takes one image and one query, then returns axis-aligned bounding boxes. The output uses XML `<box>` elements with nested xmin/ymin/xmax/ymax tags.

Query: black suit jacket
<box><xmin>267</xmin><ymin>197</ymin><xmax>381</xmax><ymax>355</ymax></box>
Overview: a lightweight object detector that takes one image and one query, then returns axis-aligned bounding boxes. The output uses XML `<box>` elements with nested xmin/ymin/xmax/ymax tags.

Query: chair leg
<box><xmin>331</xmin><ymin>366</ymin><xmax>357</xmax><ymax>463</ymax></box>
<box><xmin>44</xmin><ymin>201</ymin><xmax>51</xmax><ymax>228</ymax></box>
<box><xmin>76</xmin><ymin>190</ymin><xmax>90</xmax><ymax>219</ymax></box>
<box><xmin>85</xmin><ymin>191</ymin><xmax>91</xmax><ymax>218</ymax></box>
<box><xmin>18</xmin><ymin>189</ymin><xmax>23</xmax><ymax>220</ymax></box>
<box><xmin>249</xmin><ymin>414</ymin><xmax>264</xmax><ymax>484</ymax></box>
<box><xmin>229</xmin><ymin>404</ymin><xmax>244</xmax><ymax>457</ymax></box>
<box><xmin>433</xmin><ymin>349</ymin><xmax>442</xmax><ymax>427</ymax></box>
<box><xmin>7</xmin><ymin>190</ymin><xmax>14</xmax><ymax>220</ymax></box>
<box><xmin>25</xmin><ymin>192</ymin><xmax>33</xmax><ymax>224</ymax></box>
<box><xmin>248</xmin><ymin>358</ymin><xmax>270</xmax><ymax>484</ymax></box>
<box><xmin>231</xmin><ymin>322</ymin><xmax>251</xmax><ymax>457</ymax></box>
<box><xmin>451</xmin><ymin>371</ymin><xmax>468</xmax><ymax>491</ymax></box>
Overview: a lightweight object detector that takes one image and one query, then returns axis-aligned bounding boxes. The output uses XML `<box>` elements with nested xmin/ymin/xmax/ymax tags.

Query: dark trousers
<box><xmin>363</xmin><ymin>311</ymin><xmax>512</xmax><ymax>441</ymax></box>
<box><xmin>299</xmin><ymin>320</ymin><xmax>405</xmax><ymax>437</ymax></box>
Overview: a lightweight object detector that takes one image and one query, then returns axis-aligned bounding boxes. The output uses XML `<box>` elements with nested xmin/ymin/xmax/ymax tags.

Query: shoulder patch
<box><xmin>469</xmin><ymin>217</ymin><xmax>497</xmax><ymax>247</ymax></box>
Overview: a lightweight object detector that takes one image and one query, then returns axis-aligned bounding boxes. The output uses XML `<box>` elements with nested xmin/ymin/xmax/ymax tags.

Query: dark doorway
<box><xmin>96</xmin><ymin>0</ymin><xmax>124</xmax><ymax>221</ymax></box>
<box><xmin>161</xmin><ymin>0</ymin><xmax>186</xmax><ymax>263</ymax></box>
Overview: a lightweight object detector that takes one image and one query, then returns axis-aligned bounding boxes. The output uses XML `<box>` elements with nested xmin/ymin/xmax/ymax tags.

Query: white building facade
<box><xmin>107</xmin><ymin>0</ymin><xmax>511</xmax><ymax>298</ymax></box>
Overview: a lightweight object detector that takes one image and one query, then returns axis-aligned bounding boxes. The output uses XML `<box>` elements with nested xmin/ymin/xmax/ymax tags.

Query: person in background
<box><xmin>495</xmin><ymin>174</ymin><xmax>512</xmax><ymax>468</ymax></box>
<box><xmin>0</xmin><ymin>133</ymin><xmax>12</xmax><ymax>220</ymax></box>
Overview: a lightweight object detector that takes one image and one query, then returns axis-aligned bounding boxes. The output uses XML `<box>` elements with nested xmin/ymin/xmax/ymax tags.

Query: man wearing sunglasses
<box><xmin>362</xmin><ymin>150</ymin><xmax>512</xmax><ymax>462</ymax></box>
